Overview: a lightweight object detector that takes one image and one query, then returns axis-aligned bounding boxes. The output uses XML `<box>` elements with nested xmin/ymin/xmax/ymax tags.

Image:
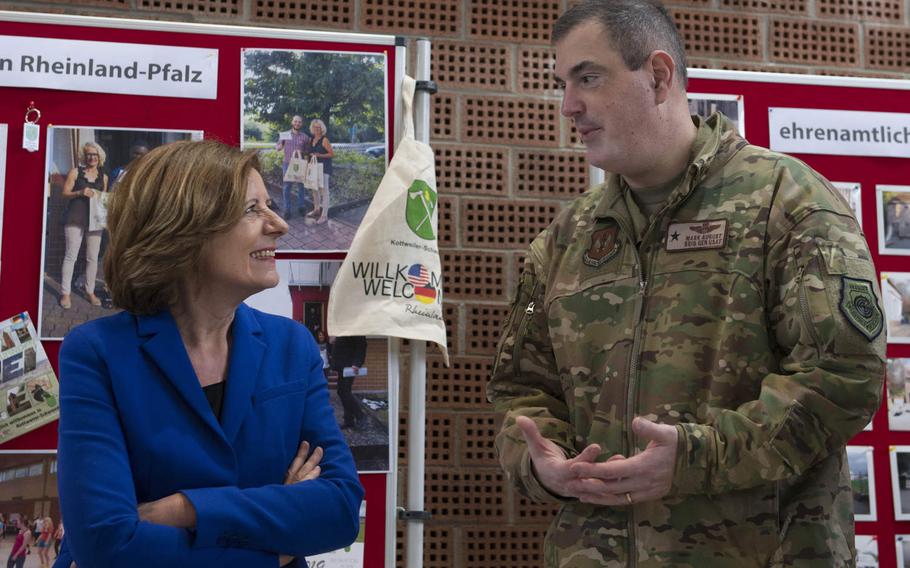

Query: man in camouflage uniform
<box><xmin>487</xmin><ymin>1</ymin><xmax>885</xmax><ymax>566</ymax></box>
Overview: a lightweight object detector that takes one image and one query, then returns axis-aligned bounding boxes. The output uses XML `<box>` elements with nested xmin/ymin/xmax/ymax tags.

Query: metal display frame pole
<box><xmin>403</xmin><ymin>37</ymin><xmax>433</xmax><ymax>568</ymax></box>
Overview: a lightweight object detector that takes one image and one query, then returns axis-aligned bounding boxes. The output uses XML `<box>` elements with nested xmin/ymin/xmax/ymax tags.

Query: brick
<box><xmin>461</xmin><ymin>199</ymin><xmax>560</xmax><ymax>249</ymax></box>
<box><xmin>673</xmin><ymin>10</ymin><xmax>763</xmax><ymax>60</ymax></box>
<box><xmin>252</xmin><ymin>0</ymin><xmax>352</xmax><ymax>27</ymax></box>
<box><xmin>433</xmin><ymin>41</ymin><xmax>511</xmax><ymax>91</ymax></box>
<box><xmin>435</xmin><ymin>145</ymin><xmax>508</xmax><ymax>196</ymax></box>
<box><xmin>462</xmin><ymin>96</ymin><xmax>560</xmax><ymax>147</ymax></box>
<box><xmin>469</xmin><ymin>0</ymin><xmax>561</xmax><ymax>43</ymax></box>
<box><xmin>442</xmin><ymin>250</ymin><xmax>507</xmax><ymax>300</ymax></box>
<box><xmin>770</xmin><ymin>19</ymin><xmax>859</xmax><ymax>66</ymax></box>
<box><xmin>514</xmin><ymin>149</ymin><xmax>589</xmax><ymax>198</ymax></box>
<box><xmin>361</xmin><ymin>0</ymin><xmax>460</xmax><ymax>35</ymax></box>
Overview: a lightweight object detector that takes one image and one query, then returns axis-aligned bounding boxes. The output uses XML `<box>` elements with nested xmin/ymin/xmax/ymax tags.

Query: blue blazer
<box><xmin>54</xmin><ymin>304</ymin><xmax>363</xmax><ymax>567</ymax></box>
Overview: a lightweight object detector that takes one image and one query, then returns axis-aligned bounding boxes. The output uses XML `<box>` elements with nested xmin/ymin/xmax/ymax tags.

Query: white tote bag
<box><xmin>88</xmin><ymin>191</ymin><xmax>111</xmax><ymax>231</ymax></box>
<box><xmin>328</xmin><ymin>76</ymin><xmax>448</xmax><ymax>365</ymax></box>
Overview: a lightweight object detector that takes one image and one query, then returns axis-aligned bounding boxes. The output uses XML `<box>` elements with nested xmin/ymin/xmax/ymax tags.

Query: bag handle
<box><xmin>401</xmin><ymin>75</ymin><xmax>416</xmax><ymax>140</ymax></box>
<box><xmin>292</xmin><ymin>150</ymin><xmax>302</xmax><ymax>159</ymax></box>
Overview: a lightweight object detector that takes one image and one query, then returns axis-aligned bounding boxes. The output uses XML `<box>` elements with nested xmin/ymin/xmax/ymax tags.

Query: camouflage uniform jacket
<box><xmin>488</xmin><ymin>113</ymin><xmax>885</xmax><ymax>567</ymax></box>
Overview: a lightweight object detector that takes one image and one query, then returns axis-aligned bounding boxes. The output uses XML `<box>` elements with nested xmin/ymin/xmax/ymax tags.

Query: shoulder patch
<box><xmin>583</xmin><ymin>225</ymin><xmax>620</xmax><ymax>267</ymax></box>
<box><xmin>839</xmin><ymin>276</ymin><xmax>884</xmax><ymax>340</ymax></box>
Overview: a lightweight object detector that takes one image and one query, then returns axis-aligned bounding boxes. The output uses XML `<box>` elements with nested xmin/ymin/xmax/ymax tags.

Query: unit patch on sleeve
<box><xmin>583</xmin><ymin>225</ymin><xmax>620</xmax><ymax>267</ymax></box>
<box><xmin>666</xmin><ymin>219</ymin><xmax>728</xmax><ymax>252</ymax></box>
<box><xmin>839</xmin><ymin>276</ymin><xmax>884</xmax><ymax>340</ymax></box>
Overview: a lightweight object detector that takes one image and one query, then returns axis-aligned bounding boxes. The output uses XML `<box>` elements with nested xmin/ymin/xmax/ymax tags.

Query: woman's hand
<box><xmin>284</xmin><ymin>441</ymin><xmax>323</xmax><ymax>484</ymax></box>
<box><xmin>137</xmin><ymin>493</ymin><xmax>196</xmax><ymax>528</ymax></box>
<box><xmin>277</xmin><ymin>441</ymin><xmax>323</xmax><ymax>567</ymax></box>
<box><xmin>83</xmin><ymin>188</ymin><xmax>96</xmax><ymax>199</ymax></box>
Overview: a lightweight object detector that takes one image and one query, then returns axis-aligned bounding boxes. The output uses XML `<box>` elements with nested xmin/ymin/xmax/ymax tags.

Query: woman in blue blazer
<box><xmin>54</xmin><ymin>140</ymin><xmax>363</xmax><ymax>567</ymax></box>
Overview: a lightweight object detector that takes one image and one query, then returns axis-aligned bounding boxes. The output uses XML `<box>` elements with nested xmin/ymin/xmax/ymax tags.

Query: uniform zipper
<box><xmin>512</xmin><ymin>281</ymin><xmax>541</xmax><ymax>381</ymax></box>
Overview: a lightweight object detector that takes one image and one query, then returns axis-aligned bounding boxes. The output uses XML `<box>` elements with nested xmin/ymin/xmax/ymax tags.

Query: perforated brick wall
<box><xmin>138</xmin><ymin>0</ymin><xmax>238</xmax><ymax>15</ymax></box>
<box><xmin>866</xmin><ymin>26</ymin><xmax>910</xmax><ymax>71</ymax></box>
<box><xmin>361</xmin><ymin>0</ymin><xmax>460</xmax><ymax>36</ymax></box>
<box><xmin>771</xmin><ymin>19</ymin><xmax>859</xmax><ymax>66</ymax></box>
<box><xmin>673</xmin><ymin>10</ymin><xmax>763</xmax><ymax>60</ymax></box>
<box><xmin>461</xmin><ymin>199</ymin><xmax>562</xmax><ymax>248</ymax></box>
<box><xmin>817</xmin><ymin>0</ymin><xmax>902</xmax><ymax>21</ymax></box>
<box><xmin>462</xmin><ymin>95</ymin><xmax>561</xmax><ymax>147</ymax></box>
<box><xmin>433</xmin><ymin>41</ymin><xmax>511</xmax><ymax>91</ymax></box>
<box><xmin>515</xmin><ymin>149</ymin><xmax>589</xmax><ymax>197</ymax></box>
<box><xmin>462</xmin><ymin>526</ymin><xmax>551</xmax><ymax>568</ymax></box>
<box><xmin>435</xmin><ymin>145</ymin><xmax>508</xmax><ymax>196</ymax></box>
<box><xmin>9</xmin><ymin>2</ymin><xmax>910</xmax><ymax>567</ymax></box>
<box><xmin>252</xmin><ymin>0</ymin><xmax>352</xmax><ymax>28</ymax></box>
<box><xmin>442</xmin><ymin>250</ymin><xmax>507</xmax><ymax>300</ymax></box>
<box><xmin>468</xmin><ymin>1</ymin><xmax>562</xmax><ymax>43</ymax></box>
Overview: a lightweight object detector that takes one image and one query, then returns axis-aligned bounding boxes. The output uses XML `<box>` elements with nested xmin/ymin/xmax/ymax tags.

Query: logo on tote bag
<box><xmin>405</xmin><ymin>180</ymin><xmax>437</xmax><ymax>240</ymax></box>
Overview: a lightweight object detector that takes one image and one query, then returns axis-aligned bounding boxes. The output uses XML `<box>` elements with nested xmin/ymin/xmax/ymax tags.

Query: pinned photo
<box><xmin>245</xmin><ymin>260</ymin><xmax>392</xmax><ymax>472</ymax></box>
<box><xmin>880</xmin><ymin>273</ymin><xmax>910</xmax><ymax>344</ymax></box>
<box><xmin>832</xmin><ymin>181</ymin><xmax>863</xmax><ymax>228</ymax></box>
<box><xmin>0</xmin><ymin>313</ymin><xmax>58</xmax><ymax>444</ymax></box>
<box><xmin>241</xmin><ymin>48</ymin><xmax>389</xmax><ymax>253</ymax></box>
<box><xmin>897</xmin><ymin>535</ymin><xmax>910</xmax><ymax>567</ymax></box>
<box><xmin>0</xmin><ymin>451</ymin><xmax>62</xmax><ymax>566</ymax></box>
<box><xmin>888</xmin><ymin>358</ymin><xmax>910</xmax><ymax>430</ymax></box>
<box><xmin>857</xmin><ymin>535</ymin><xmax>879</xmax><ymax>568</ymax></box>
<box><xmin>39</xmin><ymin>126</ymin><xmax>202</xmax><ymax>340</ymax></box>
<box><xmin>847</xmin><ymin>446</ymin><xmax>876</xmax><ymax>522</ymax></box>
<box><xmin>687</xmin><ymin>93</ymin><xmax>745</xmax><ymax>137</ymax></box>
<box><xmin>877</xmin><ymin>185</ymin><xmax>910</xmax><ymax>256</ymax></box>
<box><xmin>890</xmin><ymin>446</ymin><xmax>910</xmax><ymax>520</ymax></box>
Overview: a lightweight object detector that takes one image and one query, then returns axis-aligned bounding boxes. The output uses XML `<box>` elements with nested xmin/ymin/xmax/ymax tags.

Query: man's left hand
<box><xmin>138</xmin><ymin>493</ymin><xmax>197</xmax><ymax>528</ymax></box>
<box><xmin>566</xmin><ymin>416</ymin><xmax>678</xmax><ymax>506</ymax></box>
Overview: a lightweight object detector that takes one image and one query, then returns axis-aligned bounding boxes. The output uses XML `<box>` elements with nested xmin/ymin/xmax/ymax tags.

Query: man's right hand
<box><xmin>515</xmin><ymin>416</ymin><xmax>601</xmax><ymax>498</ymax></box>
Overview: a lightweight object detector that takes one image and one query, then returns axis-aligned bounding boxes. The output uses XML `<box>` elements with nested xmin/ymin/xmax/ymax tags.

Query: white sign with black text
<box><xmin>0</xmin><ymin>35</ymin><xmax>218</xmax><ymax>99</ymax></box>
<box><xmin>769</xmin><ymin>107</ymin><xmax>910</xmax><ymax>158</ymax></box>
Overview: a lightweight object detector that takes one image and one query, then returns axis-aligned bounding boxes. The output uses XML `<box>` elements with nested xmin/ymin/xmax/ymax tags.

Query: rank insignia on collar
<box><xmin>839</xmin><ymin>276</ymin><xmax>883</xmax><ymax>340</ymax></box>
<box><xmin>583</xmin><ymin>225</ymin><xmax>620</xmax><ymax>267</ymax></box>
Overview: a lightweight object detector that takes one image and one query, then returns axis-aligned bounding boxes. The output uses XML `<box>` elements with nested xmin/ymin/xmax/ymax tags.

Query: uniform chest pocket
<box><xmin>253</xmin><ymin>380</ymin><xmax>308</xmax><ymax>405</ymax></box>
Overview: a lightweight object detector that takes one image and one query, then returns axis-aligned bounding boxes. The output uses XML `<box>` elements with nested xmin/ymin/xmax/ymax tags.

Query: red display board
<box><xmin>689</xmin><ymin>69</ymin><xmax>910</xmax><ymax>566</ymax></box>
<box><xmin>0</xmin><ymin>12</ymin><xmax>401</xmax><ymax>568</ymax></box>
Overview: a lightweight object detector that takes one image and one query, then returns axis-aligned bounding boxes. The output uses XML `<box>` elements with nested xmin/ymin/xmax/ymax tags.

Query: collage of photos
<box><xmin>0</xmin><ymin>314</ymin><xmax>58</xmax><ymax>446</ymax></box>
<box><xmin>245</xmin><ymin>259</ymin><xmax>392</xmax><ymax>473</ymax></box>
<box><xmin>38</xmin><ymin>126</ymin><xmax>202</xmax><ymax>341</ymax></box>
<box><xmin>241</xmin><ymin>49</ymin><xmax>388</xmax><ymax>253</ymax></box>
<box><xmin>0</xmin><ymin>451</ymin><xmax>60</xmax><ymax>568</ymax></box>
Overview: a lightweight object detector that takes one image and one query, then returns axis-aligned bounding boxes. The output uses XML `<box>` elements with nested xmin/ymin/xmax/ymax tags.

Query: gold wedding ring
<box><xmin>625</xmin><ymin>492</ymin><xmax>633</xmax><ymax>505</ymax></box>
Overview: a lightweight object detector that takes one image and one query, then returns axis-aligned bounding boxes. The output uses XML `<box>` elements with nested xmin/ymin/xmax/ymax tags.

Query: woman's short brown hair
<box><xmin>104</xmin><ymin>140</ymin><xmax>260</xmax><ymax>314</ymax></box>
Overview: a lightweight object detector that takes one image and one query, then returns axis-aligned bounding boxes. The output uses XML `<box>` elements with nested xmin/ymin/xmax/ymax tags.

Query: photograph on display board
<box><xmin>888</xmin><ymin>358</ymin><xmax>910</xmax><ymax>430</ymax></box>
<box><xmin>877</xmin><ymin>185</ymin><xmax>910</xmax><ymax>256</ymax></box>
<box><xmin>687</xmin><ymin>93</ymin><xmax>745</xmax><ymax>137</ymax></box>
<box><xmin>0</xmin><ymin>451</ymin><xmax>61</xmax><ymax>567</ymax></box>
<box><xmin>241</xmin><ymin>49</ymin><xmax>388</xmax><ymax>253</ymax></box>
<box><xmin>857</xmin><ymin>535</ymin><xmax>879</xmax><ymax>568</ymax></box>
<box><xmin>38</xmin><ymin>126</ymin><xmax>203</xmax><ymax>340</ymax></box>
<box><xmin>832</xmin><ymin>181</ymin><xmax>863</xmax><ymax>228</ymax></box>
<box><xmin>891</xmin><ymin>446</ymin><xmax>910</xmax><ymax>521</ymax></box>
<box><xmin>881</xmin><ymin>273</ymin><xmax>910</xmax><ymax>344</ymax></box>
<box><xmin>897</xmin><ymin>535</ymin><xmax>910</xmax><ymax>567</ymax></box>
<box><xmin>847</xmin><ymin>446</ymin><xmax>877</xmax><ymax>522</ymax></box>
<box><xmin>0</xmin><ymin>313</ymin><xmax>59</xmax><ymax>445</ymax></box>
<box><xmin>306</xmin><ymin>501</ymin><xmax>366</xmax><ymax>567</ymax></box>
<box><xmin>245</xmin><ymin>259</ymin><xmax>391</xmax><ymax>473</ymax></box>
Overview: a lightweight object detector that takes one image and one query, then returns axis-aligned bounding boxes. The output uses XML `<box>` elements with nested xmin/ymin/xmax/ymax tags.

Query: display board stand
<box><xmin>0</xmin><ymin>11</ymin><xmax>414</xmax><ymax>567</ymax></box>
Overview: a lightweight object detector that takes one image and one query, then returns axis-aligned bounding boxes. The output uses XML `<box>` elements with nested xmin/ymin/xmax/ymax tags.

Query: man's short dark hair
<box><xmin>553</xmin><ymin>0</ymin><xmax>688</xmax><ymax>89</ymax></box>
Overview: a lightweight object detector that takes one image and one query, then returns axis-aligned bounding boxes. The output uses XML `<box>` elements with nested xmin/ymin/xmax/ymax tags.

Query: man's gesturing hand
<box><xmin>515</xmin><ymin>415</ymin><xmax>601</xmax><ymax>498</ymax></box>
<box><xmin>566</xmin><ymin>416</ymin><xmax>678</xmax><ymax>506</ymax></box>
